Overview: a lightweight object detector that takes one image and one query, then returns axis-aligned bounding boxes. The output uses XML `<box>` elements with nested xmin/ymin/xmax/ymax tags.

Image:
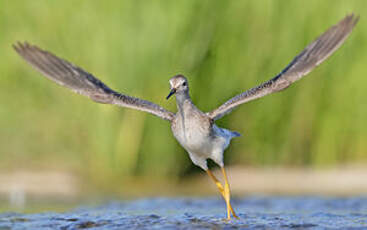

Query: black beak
<box><xmin>166</xmin><ymin>88</ymin><xmax>176</xmax><ymax>100</ymax></box>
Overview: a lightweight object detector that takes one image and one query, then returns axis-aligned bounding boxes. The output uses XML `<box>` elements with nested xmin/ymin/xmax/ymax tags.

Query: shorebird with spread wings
<box><xmin>14</xmin><ymin>14</ymin><xmax>358</xmax><ymax>220</ymax></box>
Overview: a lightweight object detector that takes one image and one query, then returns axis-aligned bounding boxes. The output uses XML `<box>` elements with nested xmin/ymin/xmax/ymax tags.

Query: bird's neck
<box><xmin>175</xmin><ymin>91</ymin><xmax>191</xmax><ymax>113</ymax></box>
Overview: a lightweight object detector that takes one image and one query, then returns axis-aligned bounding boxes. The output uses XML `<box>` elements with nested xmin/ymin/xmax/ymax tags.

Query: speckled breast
<box><xmin>171</xmin><ymin>112</ymin><xmax>213</xmax><ymax>155</ymax></box>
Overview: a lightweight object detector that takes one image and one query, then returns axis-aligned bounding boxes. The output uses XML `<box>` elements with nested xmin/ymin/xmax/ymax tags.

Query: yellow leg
<box><xmin>221</xmin><ymin>167</ymin><xmax>239</xmax><ymax>220</ymax></box>
<box><xmin>206</xmin><ymin>169</ymin><xmax>239</xmax><ymax>220</ymax></box>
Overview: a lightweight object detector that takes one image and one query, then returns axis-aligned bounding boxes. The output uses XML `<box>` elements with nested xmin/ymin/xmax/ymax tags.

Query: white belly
<box><xmin>172</xmin><ymin>116</ymin><xmax>228</xmax><ymax>160</ymax></box>
<box><xmin>175</xmin><ymin>125</ymin><xmax>209</xmax><ymax>155</ymax></box>
<box><xmin>171</xmin><ymin>115</ymin><xmax>213</xmax><ymax>156</ymax></box>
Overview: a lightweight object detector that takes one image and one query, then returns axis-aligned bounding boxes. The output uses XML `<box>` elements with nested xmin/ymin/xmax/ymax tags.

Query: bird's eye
<box><xmin>183</xmin><ymin>82</ymin><xmax>187</xmax><ymax>86</ymax></box>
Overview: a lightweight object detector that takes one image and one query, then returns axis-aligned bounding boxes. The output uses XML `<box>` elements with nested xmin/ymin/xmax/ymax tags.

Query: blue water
<box><xmin>1</xmin><ymin>196</ymin><xmax>367</xmax><ymax>229</ymax></box>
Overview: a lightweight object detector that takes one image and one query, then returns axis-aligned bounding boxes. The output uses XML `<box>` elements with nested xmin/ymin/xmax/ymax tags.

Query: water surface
<box><xmin>1</xmin><ymin>196</ymin><xmax>367</xmax><ymax>229</ymax></box>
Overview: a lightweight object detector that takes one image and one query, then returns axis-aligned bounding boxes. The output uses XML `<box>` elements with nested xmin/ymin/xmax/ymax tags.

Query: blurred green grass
<box><xmin>0</xmin><ymin>1</ymin><xmax>366</xmax><ymax>188</ymax></box>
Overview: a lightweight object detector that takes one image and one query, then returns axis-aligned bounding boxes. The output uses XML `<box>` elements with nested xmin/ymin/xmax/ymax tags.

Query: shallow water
<box><xmin>1</xmin><ymin>196</ymin><xmax>367</xmax><ymax>229</ymax></box>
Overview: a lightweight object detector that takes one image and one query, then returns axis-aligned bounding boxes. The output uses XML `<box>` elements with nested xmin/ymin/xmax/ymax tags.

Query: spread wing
<box><xmin>208</xmin><ymin>14</ymin><xmax>359</xmax><ymax>121</ymax></box>
<box><xmin>13</xmin><ymin>42</ymin><xmax>174</xmax><ymax>121</ymax></box>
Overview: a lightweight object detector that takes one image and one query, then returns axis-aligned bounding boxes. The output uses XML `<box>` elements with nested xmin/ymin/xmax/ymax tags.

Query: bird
<box><xmin>13</xmin><ymin>14</ymin><xmax>358</xmax><ymax>220</ymax></box>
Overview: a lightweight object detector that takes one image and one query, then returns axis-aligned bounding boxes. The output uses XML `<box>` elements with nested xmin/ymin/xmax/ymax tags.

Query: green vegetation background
<box><xmin>0</xmin><ymin>1</ymin><xmax>366</xmax><ymax>189</ymax></box>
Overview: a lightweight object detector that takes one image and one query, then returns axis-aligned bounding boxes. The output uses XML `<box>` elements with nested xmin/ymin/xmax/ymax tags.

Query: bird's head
<box><xmin>166</xmin><ymin>74</ymin><xmax>189</xmax><ymax>100</ymax></box>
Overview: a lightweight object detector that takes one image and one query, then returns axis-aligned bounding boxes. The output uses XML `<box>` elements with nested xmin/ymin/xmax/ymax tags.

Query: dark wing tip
<box><xmin>13</xmin><ymin>41</ymin><xmax>49</xmax><ymax>58</ymax></box>
<box><xmin>352</xmin><ymin>14</ymin><xmax>360</xmax><ymax>27</ymax></box>
<box><xmin>12</xmin><ymin>41</ymin><xmax>26</xmax><ymax>54</ymax></box>
<box><xmin>13</xmin><ymin>41</ymin><xmax>28</xmax><ymax>51</ymax></box>
<box><xmin>13</xmin><ymin>41</ymin><xmax>36</xmax><ymax>60</ymax></box>
<box><xmin>342</xmin><ymin>13</ymin><xmax>359</xmax><ymax>29</ymax></box>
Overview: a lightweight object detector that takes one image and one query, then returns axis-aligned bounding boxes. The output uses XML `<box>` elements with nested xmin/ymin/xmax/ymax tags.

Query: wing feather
<box><xmin>208</xmin><ymin>14</ymin><xmax>359</xmax><ymax>121</ymax></box>
<box><xmin>13</xmin><ymin>42</ymin><xmax>174</xmax><ymax>121</ymax></box>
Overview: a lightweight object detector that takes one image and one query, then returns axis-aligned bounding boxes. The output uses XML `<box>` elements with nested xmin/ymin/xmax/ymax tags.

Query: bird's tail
<box><xmin>231</xmin><ymin>131</ymin><xmax>241</xmax><ymax>137</ymax></box>
<box><xmin>221</xmin><ymin>127</ymin><xmax>241</xmax><ymax>138</ymax></box>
